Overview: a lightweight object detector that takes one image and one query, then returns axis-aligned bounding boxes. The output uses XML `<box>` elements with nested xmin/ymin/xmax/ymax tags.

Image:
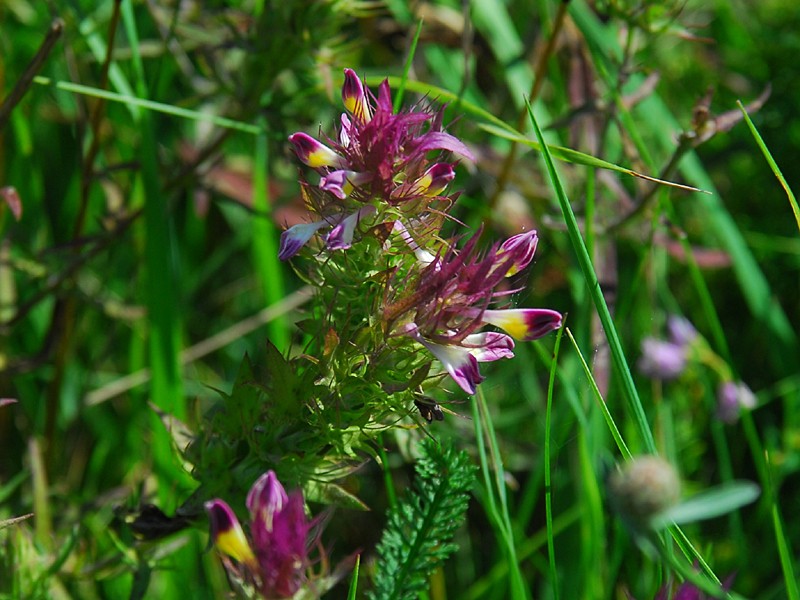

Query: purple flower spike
<box><xmin>279</xmin><ymin>220</ymin><xmax>327</xmax><ymax>261</ymax></box>
<box><xmin>326</xmin><ymin>205</ymin><xmax>376</xmax><ymax>251</ymax></box>
<box><xmin>477</xmin><ymin>308</ymin><xmax>563</xmax><ymax>341</ymax></box>
<box><xmin>498</xmin><ymin>230</ymin><xmax>538</xmax><ymax>276</ymax></box>
<box><xmin>638</xmin><ymin>338</ymin><xmax>686</xmax><ymax>380</ymax></box>
<box><xmin>288</xmin><ymin>133</ymin><xmax>348</xmax><ymax>169</ymax></box>
<box><xmin>206</xmin><ymin>471</ymin><xmax>321</xmax><ymax>599</ymax></box>
<box><xmin>289</xmin><ymin>68</ymin><xmax>473</xmax><ymax>209</ymax></box>
<box><xmin>342</xmin><ymin>68</ymin><xmax>372</xmax><ymax>123</ymax></box>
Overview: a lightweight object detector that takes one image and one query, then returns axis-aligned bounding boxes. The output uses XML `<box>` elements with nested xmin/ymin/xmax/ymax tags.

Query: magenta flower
<box><xmin>390</xmin><ymin>228</ymin><xmax>562</xmax><ymax>394</ymax></box>
<box><xmin>205</xmin><ymin>471</ymin><xmax>318</xmax><ymax>598</ymax></box>
<box><xmin>282</xmin><ymin>68</ymin><xmax>473</xmax><ymax>260</ymax></box>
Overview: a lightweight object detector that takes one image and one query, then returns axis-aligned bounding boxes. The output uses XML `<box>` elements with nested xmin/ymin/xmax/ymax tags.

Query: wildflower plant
<box><xmin>282</xmin><ymin>69</ymin><xmax>561</xmax><ymax>404</ymax></box>
<box><xmin>188</xmin><ymin>69</ymin><xmax>560</xmax><ymax>597</ymax></box>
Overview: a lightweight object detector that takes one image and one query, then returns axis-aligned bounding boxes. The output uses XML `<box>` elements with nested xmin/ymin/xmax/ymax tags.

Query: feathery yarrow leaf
<box><xmin>369</xmin><ymin>438</ymin><xmax>474</xmax><ymax>600</ymax></box>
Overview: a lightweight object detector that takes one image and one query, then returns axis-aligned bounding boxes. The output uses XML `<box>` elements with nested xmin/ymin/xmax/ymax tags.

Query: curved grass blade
<box><xmin>32</xmin><ymin>76</ymin><xmax>261</xmax><ymax>135</ymax></box>
<box><xmin>370</xmin><ymin>76</ymin><xmax>701</xmax><ymax>192</ymax></box>
<box><xmin>565</xmin><ymin>328</ymin><xmax>630</xmax><ymax>459</ymax></box>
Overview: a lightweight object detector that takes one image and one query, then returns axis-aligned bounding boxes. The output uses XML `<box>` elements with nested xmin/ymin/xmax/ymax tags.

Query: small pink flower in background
<box><xmin>638</xmin><ymin>338</ymin><xmax>688</xmax><ymax>380</ymax></box>
<box><xmin>649</xmin><ymin>572</ymin><xmax>736</xmax><ymax>600</ymax></box>
<box><xmin>638</xmin><ymin>315</ymin><xmax>697</xmax><ymax>380</ymax></box>
<box><xmin>205</xmin><ymin>471</ymin><xmax>319</xmax><ymax>599</ymax></box>
<box><xmin>716</xmin><ymin>381</ymin><xmax>757</xmax><ymax>424</ymax></box>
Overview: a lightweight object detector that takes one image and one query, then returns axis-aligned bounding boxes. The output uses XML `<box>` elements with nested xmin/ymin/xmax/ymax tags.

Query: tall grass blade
<box><xmin>472</xmin><ymin>389</ymin><xmax>530</xmax><ymax>600</ymax></box>
<box><xmin>737</xmin><ymin>100</ymin><xmax>800</xmax><ymax>235</ymax></box>
<box><xmin>524</xmin><ymin>98</ymin><xmax>655</xmax><ymax>454</ymax></box>
<box><xmin>544</xmin><ymin>323</ymin><xmax>565</xmax><ymax>600</ymax></box>
<box><xmin>251</xmin><ymin>121</ymin><xmax>288</xmax><ymax>351</ymax></box>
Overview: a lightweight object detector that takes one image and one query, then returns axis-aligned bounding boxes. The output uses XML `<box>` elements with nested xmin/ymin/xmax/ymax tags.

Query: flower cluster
<box><xmin>205</xmin><ymin>471</ymin><xmax>317</xmax><ymax>599</ymax></box>
<box><xmin>281</xmin><ymin>68</ymin><xmax>473</xmax><ymax>261</ymax></box>
<box><xmin>390</xmin><ymin>227</ymin><xmax>562</xmax><ymax>394</ymax></box>
<box><xmin>282</xmin><ymin>69</ymin><xmax>561</xmax><ymax>397</ymax></box>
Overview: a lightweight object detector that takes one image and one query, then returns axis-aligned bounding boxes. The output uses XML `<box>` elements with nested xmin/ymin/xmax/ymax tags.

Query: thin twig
<box><xmin>0</xmin><ymin>18</ymin><xmax>64</xmax><ymax>130</ymax></box>
<box><xmin>488</xmin><ymin>1</ymin><xmax>571</xmax><ymax>211</ymax></box>
<box><xmin>84</xmin><ymin>285</ymin><xmax>314</xmax><ymax>406</ymax></box>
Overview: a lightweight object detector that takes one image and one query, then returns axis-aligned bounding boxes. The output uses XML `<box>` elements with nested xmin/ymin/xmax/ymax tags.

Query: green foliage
<box><xmin>369</xmin><ymin>438</ymin><xmax>475</xmax><ymax>600</ymax></box>
<box><xmin>2</xmin><ymin>0</ymin><xmax>800</xmax><ymax>598</ymax></box>
<box><xmin>184</xmin><ymin>345</ymin><xmax>367</xmax><ymax>511</ymax></box>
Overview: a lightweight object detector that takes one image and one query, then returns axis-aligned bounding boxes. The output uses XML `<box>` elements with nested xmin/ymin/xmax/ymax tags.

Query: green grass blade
<box><xmin>393</xmin><ymin>19</ymin><xmax>424</xmax><ymax>112</ymax></box>
<box><xmin>565</xmin><ymin>329</ymin><xmax>630</xmax><ymax>459</ymax></box>
<box><xmin>545</xmin><ymin>323</ymin><xmax>565</xmax><ymax>600</ymax></box>
<box><xmin>120</xmin><ymin>2</ymin><xmax>183</xmax><ymax>420</ymax></box>
<box><xmin>525</xmin><ymin>97</ymin><xmax>655</xmax><ymax>454</ymax></box>
<box><xmin>32</xmin><ymin>76</ymin><xmax>261</xmax><ymax>134</ymax></box>
<box><xmin>737</xmin><ymin>100</ymin><xmax>800</xmax><ymax>235</ymax></box>
<box><xmin>251</xmin><ymin>121</ymin><xmax>288</xmax><ymax>351</ymax></box>
<box><xmin>479</xmin><ymin>124</ymin><xmax>701</xmax><ymax>193</ymax></box>
<box><xmin>472</xmin><ymin>389</ymin><xmax>530</xmax><ymax>600</ymax></box>
<box><xmin>773</xmin><ymin>503</ymin><xmax>800</xmax><ymax>600</ymax></box>
<box><xmin>347</xmin><ymin>554</ymin><xmax>361</xmax><ymax>600</ymax></box>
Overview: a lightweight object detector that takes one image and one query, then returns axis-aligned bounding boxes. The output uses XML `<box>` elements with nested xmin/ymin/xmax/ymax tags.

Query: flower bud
<box><xmin>342</xmin><ymin>68</ymin><xmax>372</xmax><ymax>122</ymax></box>
<box><xmin>288</xmin><ymin>133</ymin><xmax>348</xmax><ymax>169</ymax></box>
<box><xmin>498</xmin><ymin>230</ymin><xmax>538</xmax><ymax>276</ymax></box>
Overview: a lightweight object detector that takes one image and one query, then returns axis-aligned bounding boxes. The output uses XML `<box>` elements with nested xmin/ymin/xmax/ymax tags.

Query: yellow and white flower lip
<box><xmin>342</xmin><ymin>68</ymin><xmax>372</xmax><ymax>123</ymax></box>
<box><xmin>477</xmin><ymin>308</ymin><xmax>563</xmax><ymax>341</ymax></box>
<box><xmin>288</xmin><ymin>132</ymin><xmax>348</xmax><ymax>169</ymax></box>
<box><xmin>204</xmin><ymin>499</ymin><xmax>257</xmax><ymax>568</ymax></box>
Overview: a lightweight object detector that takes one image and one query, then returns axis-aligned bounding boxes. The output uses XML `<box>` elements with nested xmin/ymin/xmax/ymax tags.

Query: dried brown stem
<box><xmin>0</xmin><ymin>18</ymin><xmax>64</xmax><ymax>131</ymax></box>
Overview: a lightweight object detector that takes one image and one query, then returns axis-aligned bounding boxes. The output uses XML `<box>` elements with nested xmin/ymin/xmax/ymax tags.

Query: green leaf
<box><xmin>653</xmin><ymin>481</ymin><xmax>760</xmax><ymax>528</ymax></box>
<box><xmin>303</xmin><ymin>480</ymin><xmax>369</xmax><ymax>512</ymax></box>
